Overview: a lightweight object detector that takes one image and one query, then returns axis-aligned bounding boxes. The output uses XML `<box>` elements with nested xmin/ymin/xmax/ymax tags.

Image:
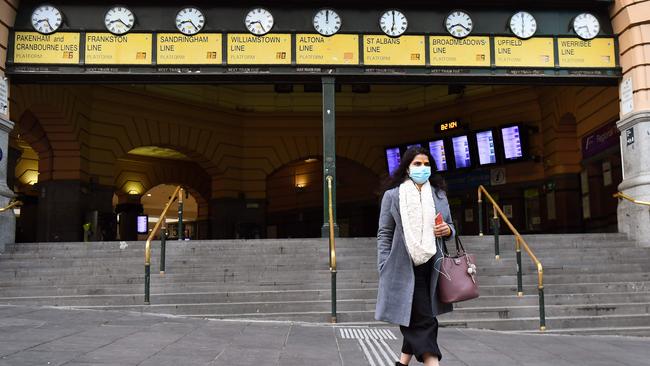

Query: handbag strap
<box><xmin>454</xmin><ymin>235</ymin><xmax>466</xmax><ymax>255</ymax></box>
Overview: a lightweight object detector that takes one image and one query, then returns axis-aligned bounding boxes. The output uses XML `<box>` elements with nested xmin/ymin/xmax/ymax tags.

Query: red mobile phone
<box><xmin>435</xmin><ymin>212</ymin><xmax>443</xmax><ymax>226</ymax></box>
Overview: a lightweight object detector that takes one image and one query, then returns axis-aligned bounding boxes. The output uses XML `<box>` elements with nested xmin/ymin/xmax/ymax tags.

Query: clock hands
<box><xmin>325</xmin><ymin>10</ymin><xmax>329</xmax><ymax>23</ymax></box>
<box><xmin>452</xmin><ymin>23</ymin><xmax>471</xmax><ymax>32</ymax></box>
<box><xmin>178</xmin><ymin>19</ymin><xmax>199</xmax><ymax>30</ymax></box>
<box><xmin>35</xmin><ymin>18</ymin><xmax>54</xmax><ymax>31</ymax></box>
<box><xmin>251</xmin><ymin>20</ymin><xmax>266</xmax><ymax>32</ymax></box>
<box><xmin>391</xmin><ymin>11</ymin><xmax>396</xmax><ymax>33</ymax></box>
<box><xmin>107</xmin><ymin>18</ymin><xmax>129</xmax><ymax>28</ymax></box>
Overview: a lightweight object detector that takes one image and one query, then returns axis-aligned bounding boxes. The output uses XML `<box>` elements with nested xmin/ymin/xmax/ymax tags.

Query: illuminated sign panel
<box><xmin>156</xmin><ymin>33</ymin><xmax>222</xmax><ymax>65</ymax></box>
<box><xmin>13</xmin><ymin>32</ymin><xmax>80</xmax><ymax>64</ymax></box>
<box><xmin>85</xmin><ymin>33</ymin><xmax>152</xmax><ymax>65</ymax></box>
<box><xmin>558</xmin><ymin>38</ymin><xmax>616</xmax><ymax>68</ymax></box>
<box><xmin>436</xmin><ymin>120</ymin><xmax>460</xmax><ymax>133</ymax></box>
<box><xmin>227</xmin><ymin>33</ymin><xmax>292</xmax><ymax>65</ymax></box>
<box><xmin>429</xmin><ymin>36</ymin><xmax>490</xmax><ymax>67</ymax></box>
<box><xmin>363</xmin><ymin>35</ymin><xmax>425</xmax><ymax>66</ymax></box>
<box><xmin>494</xmin><ymin>37</ymin><xmax>554</xmax><ymax>68</ymax></box>
<box><xmin>296</xmin><ymin>34</ymin><xmax>359</xmax><ymax>65</ymax></box>
<box><xmin>386</xmin><ymin>147</ymin><xmax>401</xmax><ymax>175</ymax></box>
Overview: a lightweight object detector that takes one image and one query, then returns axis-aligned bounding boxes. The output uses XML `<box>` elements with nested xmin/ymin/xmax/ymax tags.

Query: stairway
<box><xmin>1</xmin><ymin>234</ymin><xmax>649</xmax><ymax>336</ymax></box>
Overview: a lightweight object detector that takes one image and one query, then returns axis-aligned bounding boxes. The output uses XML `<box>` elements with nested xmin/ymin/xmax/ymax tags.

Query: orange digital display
<box><xmin>437</xmin><ymin>120</ymin><xmax>460</xmax><ymax>132</ymax></box>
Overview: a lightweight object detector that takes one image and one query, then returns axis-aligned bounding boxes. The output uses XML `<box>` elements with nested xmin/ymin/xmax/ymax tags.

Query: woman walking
<box><xmin>375</xmin><ymin>146</ymin><xmax>455</xmax><ymax>366</ymax></box>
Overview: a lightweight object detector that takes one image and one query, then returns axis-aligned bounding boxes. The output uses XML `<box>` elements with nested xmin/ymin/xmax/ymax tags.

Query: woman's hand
<box><xmin>434</xmin><ymin>222</ymin><xmax>451</xmax><ymax>238</ymax></box>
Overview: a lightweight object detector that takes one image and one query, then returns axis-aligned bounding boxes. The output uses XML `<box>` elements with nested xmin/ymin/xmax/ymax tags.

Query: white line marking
<box><xmin>339</xmin><ymin>328</ymin><xmax>345</xmax><ymax>338</ymax></box>
<box><xmin>370</xmin><ymin>336</ymin><xmax>394</xmax><ymax>365</ymax></box>
<box><xmin>380</xmin><ymin>338</ymin><xmax>399</xmax><ymax>360</ymax></box>
<box><xmin>370</xmin><ymin>329</ymin><xmax>382</xmax><ymax>339</ymax></box>
<box><xmin>363</xmin><ymin>337</ymin><xmax>384</xmax><ymax>366</ymax></box>
<box><xmin>358</xmin><ymin>339</ymin><xmax>377</xmax><ymax>366</ymax></box>
<box><xmin>344</xmin><ymin>328</ymin><xmax>351</xmax><ymax>339</ymax></box>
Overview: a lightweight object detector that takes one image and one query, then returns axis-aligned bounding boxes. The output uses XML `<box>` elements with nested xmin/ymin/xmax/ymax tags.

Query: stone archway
<box><xmin>266</xmin><ymin>156</ymin><xmax>380</xmax><ymax>238</ymax></box>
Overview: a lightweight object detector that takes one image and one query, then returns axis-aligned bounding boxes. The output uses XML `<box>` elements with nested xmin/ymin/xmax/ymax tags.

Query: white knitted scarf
<box><xmin>399</xmin><ymin>179</ymin><xmax>437</xmax><ymax>266</ymax></box>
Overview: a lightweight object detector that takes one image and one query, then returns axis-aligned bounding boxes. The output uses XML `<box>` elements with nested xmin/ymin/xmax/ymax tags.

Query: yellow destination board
<box><xmin>558</xmin><ymin>38</ymin><xmax>616</xmax><ymax>68</ymax></box>
<box><xmin>494</xmin><ymin>37</ymin><xmax>554</xmax><ymax>68</ymax></box>
<box><xmin>363</xmin><ymin>35</ymin><xmax>425</xmax><ymax>66</ymax></box>
<box><xmin>429</xmin><ymin>36</ymin><xmax>490</xmax><ymax>67</ymax></box>
<box><xmin>13</xmin><ymin>32</ymin><xmax>80</xmax><ymax>64</ymax></box>
<box><xmin>85</xmin><ymin>33</ymin><xmax>152</xmax><ymax>65</ymax></box>
<box><xmin>227</xmin><ymin>34</ymin><xmax>291</xmax><ymax>65</ymax></box>
<box><xmin>296</xmin><ymin>34</ymin><xmax>358</xmax><ymax>65</ymax></box>
<box><xmin>157</xmin><ymin>33</ymin><xmax>222</xmax><ymax>65</ymax></box>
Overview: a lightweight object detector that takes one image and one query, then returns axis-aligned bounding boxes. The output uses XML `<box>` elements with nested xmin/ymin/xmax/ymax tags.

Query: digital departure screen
<box><xmin>452</xmin><ymin>135</ymin><xmax>472</xmax><ymax>169</ymax></box>
<box><xmin>385</xmin><ymin>147</ymin><xmax>401</xmax><ymax>175</ymax></box>
<box><xmin>501</xmin><ymin>126</ymin><xmax>524</xmax><ymax>160</ymax></box>
<box><xmin>428</xmin><ymin>140</ymin><xmax>448</xmax><ymax>171</ymax></box>
<box><xmin>136</xmin><ymin>215</ymin><xmax>148</xmax><ymax>234</ymax></box>
<box><xmin>475</xmin><ymin>130</ymin><xmax>497</xmax><ymax>165</ymax></box>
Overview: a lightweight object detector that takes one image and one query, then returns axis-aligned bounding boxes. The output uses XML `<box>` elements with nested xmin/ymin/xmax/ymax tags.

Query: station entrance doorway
<box><xmin>4</xmin><ymin>2</ymin><xmax>623</xmax><ymax>241</ymax></box>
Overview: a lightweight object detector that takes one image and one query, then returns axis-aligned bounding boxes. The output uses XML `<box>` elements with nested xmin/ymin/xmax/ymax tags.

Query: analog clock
<box><xmin>313</xmin><ymin>9</ymin><xmax>341</xmax><ymax>36</ymax></box>
<box><xmin>104</xmin><ymin>6</ymin><xmax>135</xmax><ymax>35</ymax></box>
<box><xmin>509</xmin><ymin>11</ymin><xmax>537</xmax><ymax>39</ymax></box>
<box><xmin>573</xmin><ymin>13</ymin><xmax>600</xmax><ymax>40</ymax></box>
<box><xmin>176</xmin><ymin>7</ymin><xmax>205</xmax><ymax>35</ymax></box>
<box><xmin>31</xmin><ymin>5</ymin><xmax>63</xmax><ymax>34</ymax></box>
<box><xmin>379</xmin><ymin>10</ymin><xmax>407</xmax><ymax>37</ymax></box>
<box><xmin>245</xmin><ymin>8</ymin><xmax>274</xmax><ymax>36</ymax></box>
<box><xmin>445</xmin><ymin>10</ymin><xmax>473</xmax><ymax>38</ymax></box>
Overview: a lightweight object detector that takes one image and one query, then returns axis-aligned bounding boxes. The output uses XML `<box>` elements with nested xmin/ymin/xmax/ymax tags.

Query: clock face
<box><xmin>445</xmin><ymin>10</ymin><xmax>473</xmax><ymax>38</ymax></box>
<box><xmin>573</xmin><ymin>13</ymin><xmax>600</xmax><ymax>40</ymax></box>
<box><xmin>313</xmin><ymin>9</ymin><xmax>341</xmax><ymax>36</ymax></box>
<box><xmin>104</xmin><ymin>6</ymin><xmax>135</xmax><ymax>35</ymax></box>
<box><xmin>176</xmin><ymin>7</ymin><xmax>205</xmax><ymax>35</ymax></box>
<box><xmin>31</xmin><ymin>5</ymin><xmax>63</xmax><ymax>34</ymax></box>
<box><xmin>510</xmin><ymin>11</ymin><xmax>537</xmax><ymax>39</ymax></box>
<box><xmin>245</xmin><ymin>8</ymin><xmax>274</xmax><ymax>35</ymax></box>
<box><xmin>379</xmin><ymin>10</ymin><xmax>408</xmax><ymax>37</ymax></box>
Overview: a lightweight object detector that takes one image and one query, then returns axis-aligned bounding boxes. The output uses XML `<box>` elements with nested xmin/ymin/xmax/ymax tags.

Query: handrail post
<box><xmin>478</xmin><ymin>188</ymin><xmax>483</xmax><ymax>236</ymax></box>
<box><xmin>516</xmin><ymin>236</ymin><xmax>524</xmax><ymax>297</ymax></box>
<box><xmin>178</xmin><ymin>187</ymin><xmax>184</xmax><ymax>240</ymax></box>
<box><xmin>145</xmin><ymin>185</ymin><xmax>182</xmax><ymax>305</ymax></box>
<box><xmin>492</xmin><ymin>206</ymin><xmax>500</xmax><ymax>260</ymax></box>
<box><xmin>326</xmin><ymin>175</ymin><xmax>337</xmax><ymax>323</ymax></box>
<box><xmin>538</xmin><ymin>266</ymin><xmax>546</xmax><ymax>331</ymax></box>
<box><xmin>160</xmin><ymin>225</ymin><xmax>167</xmax><ymax>274</ymax></box>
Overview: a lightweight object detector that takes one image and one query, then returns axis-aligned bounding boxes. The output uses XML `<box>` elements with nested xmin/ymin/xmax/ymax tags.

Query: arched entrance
<box><xmin>266</xmin><ymin>157</ymin><xmax>380</xmax><ymax>238</ymax></box>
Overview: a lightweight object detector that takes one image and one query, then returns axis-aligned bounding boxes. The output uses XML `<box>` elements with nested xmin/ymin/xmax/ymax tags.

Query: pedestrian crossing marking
<box><xmin>338</xmin><ymin>327</ymin><xmax>398</xmax><ymax>366</ymax></box>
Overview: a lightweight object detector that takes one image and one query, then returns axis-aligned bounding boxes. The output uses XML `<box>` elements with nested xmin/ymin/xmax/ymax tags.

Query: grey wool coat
<box><xmin>375</xmin><ymin>186</ymin><xmax>456</xmax><ymax>327</ymax></box>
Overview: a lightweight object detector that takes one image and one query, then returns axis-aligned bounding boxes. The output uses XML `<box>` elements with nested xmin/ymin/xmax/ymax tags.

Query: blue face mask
<box><xmin>409</xmin><ymin>165</ymin><xmax>431</xmax><ymax>184</ymax></box>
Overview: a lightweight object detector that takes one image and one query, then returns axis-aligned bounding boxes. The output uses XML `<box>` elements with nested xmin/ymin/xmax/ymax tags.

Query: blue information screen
<box><xmin>428</xmin><ymin>140</ymin><xmax>447</xmax><ymax>171</ymax></box>
<box><xmin>452</xmin><ymin>135</ymin><xmax>472</xmax><ymax>169</ymax></box>
<box><xmin>475</xmin><ymin>130</ymin><xmax>497</xmax><ymax>165</ymax></box>
<box><xmin>501</xmin><ymin>126</ymin><xmax>523</xmax><ymax>160</ymax></box>
<box><xmin>386</xmin><ymin>147</ymin><xmax>401</xmax><ymax>175</ymax></box>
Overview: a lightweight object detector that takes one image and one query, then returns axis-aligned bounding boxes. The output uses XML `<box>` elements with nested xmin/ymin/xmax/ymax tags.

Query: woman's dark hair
<box><xmin>381</xmin><ymin>146</ymin><xmax>447</xmax><ymax>195</ymax></box>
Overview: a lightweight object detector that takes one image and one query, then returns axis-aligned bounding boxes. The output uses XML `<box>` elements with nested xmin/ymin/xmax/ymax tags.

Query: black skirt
<box><xmin>399</xmin><ymin>257</ymin><xmax>442</xmax><ymax>362</ymax></box>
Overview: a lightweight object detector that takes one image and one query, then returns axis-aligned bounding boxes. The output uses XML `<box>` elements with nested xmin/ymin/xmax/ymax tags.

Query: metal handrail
<box><xmin>326</xmin><ymin>175</ymin><xmax>337</xmax><ymax>323</ymax></box>
<box><xmin>144</xmin><ymin>185</ymin><xmax>182</xmax><ymax>304</ymax></box>
<box><xmin>613</xmin><ymin>192</ymin><xmax>650</xmax><ymax>207</ymax></box>
<box><xmin>477</xmin><ymin>185</ymin><xmax>546</xmax><ymax>331</ymax></box>
<box><xmin>0</xmin><ymin>200</ymin><xmax>21</xmax><ymax>213</ymax></box>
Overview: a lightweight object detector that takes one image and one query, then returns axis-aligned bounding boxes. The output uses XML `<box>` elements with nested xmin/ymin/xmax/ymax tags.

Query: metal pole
<box><xmin>160</xmin><ymin>226</ymin><xmax>167</xmax><ymax>274</ymax></box>
<box><xmin>331</xmin><ymin>270</ymin><xmax>337</xmax><ymax>323</ymax></box>
<box><xmin>478</xmin><ymin>193</ymin><xmax>483</xmax><ymax>236</ymax></box>
<box><xmin>321</xmin><ymin>76</ymin><xmax>337</xmax><ymax>238</ymax></box>
<box><xmin>144</xmin><ymin>264</ymin><xmax>150</xmax><ymax>304</ymax></box>
<box><xmin>492</xmin><ymin>207</ymin><xmax>500</xmax><ymax>260</ymax></box>
<box><xmin>516</xmin><ymin>237</ymin><xmax>524</xmax><ymax>297</ymax></box>
<box><xmin>539</xmin><ymin>286</ymin><xmax>546</xmax><ymax>331</ymax></box>
<box><xmin>178</xmin><ymin>188</ymin><xmax>184</xmax><ymax>240</ymax></box>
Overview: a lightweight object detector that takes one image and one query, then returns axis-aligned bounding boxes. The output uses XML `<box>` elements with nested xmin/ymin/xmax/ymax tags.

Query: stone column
<box><xmin>611</xmin><ymin>1</ymin><xmax>650</xmax><ymax>246</ymax></box>
<box><xmin>616</xmin><ymin>113</ymin><xmax>650</xmax><ymax>246</ymax></box>
<box><xmin>0</xmin><ymin>117</ymin><xmax>15</xmax><ymax>251</ymax></box>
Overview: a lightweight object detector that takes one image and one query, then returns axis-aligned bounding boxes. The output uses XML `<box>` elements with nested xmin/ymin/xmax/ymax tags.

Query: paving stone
<box><xmin>0</xmin><ymin>306</ymin><xmax>647</xmax><ymax>366</ymax></box>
